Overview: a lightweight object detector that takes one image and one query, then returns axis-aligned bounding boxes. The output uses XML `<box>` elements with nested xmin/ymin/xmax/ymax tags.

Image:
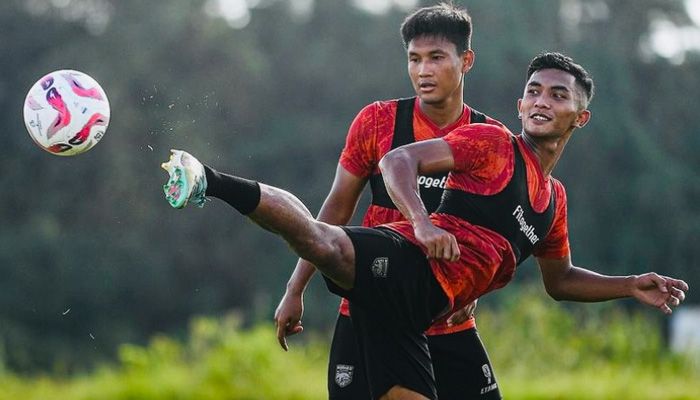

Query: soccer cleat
<box><xmin>161</xmin><ymin>149</ymin><xmax>208</xmax><ymax>209</ymax></box>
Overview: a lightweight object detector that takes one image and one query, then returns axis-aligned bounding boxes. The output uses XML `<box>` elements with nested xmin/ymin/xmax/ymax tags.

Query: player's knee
<box><xmin>294</xmin><ymin>224</ymin><xmax>346</xmax><ymax>265</ymax></box>
<box><xmin>297</xmin><ymin>225</ymin><xmax>354</xmax><ymax>285</ymax></box>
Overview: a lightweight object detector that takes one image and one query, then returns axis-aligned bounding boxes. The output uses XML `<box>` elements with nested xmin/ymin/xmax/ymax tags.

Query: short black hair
<box><xmin>527</xmin><ymin>52</ymin><xmax>595</xmax><ymax>107</ymax></box>
<box><xmin>400</xmin><ymin>2</ymin><xmax>472</xmax><ymax>53</ymax></box>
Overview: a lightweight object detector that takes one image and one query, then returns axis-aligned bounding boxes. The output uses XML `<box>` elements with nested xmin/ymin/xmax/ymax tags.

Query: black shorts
<box><xmin>327</xmin><ymin>314</ymin><xmax>502</xmax><ymax>400</ymax></box>
<box><xmin>430</xmin><ymin>329</ymin><xmax>502</xmax><ymax>400</ymax></box>
<box><xmin>323</xmin><ymin>226</ymin><xmax>448</xmax><ymax>399</ymax></box>
<box><xmin>327</xmin><ymin>313</ymin><xmax>369</xmax><ymax>400</ymax></box>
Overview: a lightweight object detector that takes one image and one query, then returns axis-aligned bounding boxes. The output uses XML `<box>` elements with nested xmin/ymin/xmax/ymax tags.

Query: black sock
<box><xmin>204</xmin><ymin>165</ymin><xmax>261</xmax><ymax>215</ymax></box>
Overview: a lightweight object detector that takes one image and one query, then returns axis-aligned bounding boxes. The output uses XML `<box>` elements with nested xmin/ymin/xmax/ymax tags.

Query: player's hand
<box><xmin>630</xmin><ymin>273</ymin><xmax>689</xmax><ymax>315</ymax></box>
<box><xmin>447</xmin><ymin>299</ymin><xmax>477</xmax><ymax>327</ymax></box>
<box><xmin>414</xmin><ymin>221</ymin><xmax>460</xmax><ymax>261</ymax></box>
<box><xmin>274</xmin><ymin>290</ymin><xmax>305</xmax><ymax>351</ymax></box>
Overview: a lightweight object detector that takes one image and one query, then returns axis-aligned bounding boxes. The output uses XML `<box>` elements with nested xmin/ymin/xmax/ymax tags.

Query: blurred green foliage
<box><xmin>480</xmin><ymin>286</ymin><xmax>700</xmax><ymax>399</ymax></box>
<box><xmin>0</xmin><ymin>0</ymin><xmax>698</xmax><ymax>373</ymax></box>
<box><xmin>0</xmin><ymin>314</ymin><xmax>328</xmax><ymax>399</ymax></box>
<box><xmin>1</xmin><ymin>290</ymin><xmax>698</xmax><ymax>399</ymax></box>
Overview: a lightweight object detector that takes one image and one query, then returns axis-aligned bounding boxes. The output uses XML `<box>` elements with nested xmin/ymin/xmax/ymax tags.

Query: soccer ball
<box><xmin>23</xmin><ymin>69</ymin><xmax>110</xmax><ymax>156</ymax></box>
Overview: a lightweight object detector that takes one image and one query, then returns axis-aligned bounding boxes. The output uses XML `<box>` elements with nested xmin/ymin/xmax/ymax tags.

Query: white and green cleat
<box><xmin>161</xmin><ymin>149</ymin><xmax>208</xmax><ymax>209</ymax></box>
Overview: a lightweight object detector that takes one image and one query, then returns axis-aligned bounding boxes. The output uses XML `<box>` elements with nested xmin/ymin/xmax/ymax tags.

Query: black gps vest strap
<box><xmin>390</xmin><ymin>97</ymin><xmax>418</xmax><ymax>148</ymax></box>
<box><xmin>435</xmin><ymin>138</ymin><xmax>556</xmax><ymax>265</ymax></box>
<box><xmin>369</xmin><ymin>98</ymin><xmax>486</xmax><ymax>212</ymax></box>
<box><xmin>470</xmin><ymin>108</ymin><xmax>487</xmax><ymax>124</ymax></box>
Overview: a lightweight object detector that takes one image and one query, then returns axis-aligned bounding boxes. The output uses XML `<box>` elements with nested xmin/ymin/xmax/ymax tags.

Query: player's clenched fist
<box><xmin>414</xmin><ymin>222</ymin><xmax>460</xmax><ymax>261</ymax></box>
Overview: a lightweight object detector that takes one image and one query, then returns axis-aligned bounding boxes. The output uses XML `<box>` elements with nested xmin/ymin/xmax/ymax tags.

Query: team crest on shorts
<box><xmin>371</xmin><ymin>257</ymin><xmax>388</xmax><ymax>278</ymax></box>
<box><xmin>480</xmin><ymin>363</ymin><xmax>498</xmax><ymax>394</ymax></box>
<box><xmin>335</xmin><ymin>364</ymin><xmax>354</xmax><ymax>388</ymax></box>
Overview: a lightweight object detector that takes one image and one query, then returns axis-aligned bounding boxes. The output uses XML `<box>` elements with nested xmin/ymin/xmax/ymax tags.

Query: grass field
<box><xmin>1</xmin><ymin>289</ymin><xmax>698</xmax><ymax>399</ymax></box>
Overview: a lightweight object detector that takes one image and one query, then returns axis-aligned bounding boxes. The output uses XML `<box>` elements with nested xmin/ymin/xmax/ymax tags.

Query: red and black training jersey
<box><xmin>338</xmin><ymin>98</ymin><xmax>504</xmax><ymax>335</ymax></box>
<box><xmin>384</xmin><ymin>123</ymin><xmax>569</xmax><ymax>314</ymax></box>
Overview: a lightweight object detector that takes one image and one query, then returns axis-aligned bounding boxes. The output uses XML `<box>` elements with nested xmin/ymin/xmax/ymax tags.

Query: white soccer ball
<box><xmin>23</xmin><ymin>69</ymin><xmax>110</xmax><ymax>156</ymax></box>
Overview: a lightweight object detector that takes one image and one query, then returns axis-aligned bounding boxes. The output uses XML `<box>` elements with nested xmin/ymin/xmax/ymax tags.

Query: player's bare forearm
<box><xmin>379</xmin><ymin>146</ymin><xmax>428</xmax><ymax>226</ymax></box>
<box><xmin>285</xmin><ymin>259</ymin><xmax>317</xmax><ymax>295</ymax></box>
<box><xmin>540</xmin><ymin>262</ymin><xmax>636</xmax><ymax>302</ymax></box>
<box><xmin>380</xmin><ymin>139</ymin><xmax>455</xmax><ymax>226</ymax></box>
<box><xmin>380</xmin><ymin>141</ymin><xmax>460</xmax><ymax>260</ymax></box>
<box><xmin>537</xmin><ymin>256</ymin><xmax>688</xmax><ymax>314</ymax></box>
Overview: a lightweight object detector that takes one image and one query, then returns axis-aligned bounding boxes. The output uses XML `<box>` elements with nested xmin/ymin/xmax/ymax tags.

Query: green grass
<box><xmin>477</xmin><ymin>287</ymin><xmax>700</xmax><ymax>400</ymax></box>
<box><xmin>502</xmin><ymin>367</ymin><xmax>699</xmax><ymax>400</ymax></box>
<box><xmin>1</xmin><ymin>289</ymin><xmax>698</xmax><ymax>399</ymax></box>
<box><xmin>0</xmin><ymin>315</ymin><xmax>328</xmax><ymax>400</ymax></box>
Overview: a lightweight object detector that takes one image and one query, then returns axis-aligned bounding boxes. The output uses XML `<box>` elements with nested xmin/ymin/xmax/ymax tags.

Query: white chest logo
<box><xmin>512</xmin><ymin>205</ymin><xmax>540</xmax><ymax>245</ymax></box>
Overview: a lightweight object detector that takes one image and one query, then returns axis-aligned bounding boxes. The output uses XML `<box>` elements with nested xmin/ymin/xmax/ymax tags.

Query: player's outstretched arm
<box><xmin>536</xmin><ymin>255</ymin><xmax>688</xmax><ymax>314</ymax></box>
<box><xmin>162</xmin><ymin>149</ymin><xmax>357</xmax><ymax>293</ymax></box>
<box><xmin>274</xmin><ymin>165</ymin><xmax>367</xmax><ymax>350</ymax></box>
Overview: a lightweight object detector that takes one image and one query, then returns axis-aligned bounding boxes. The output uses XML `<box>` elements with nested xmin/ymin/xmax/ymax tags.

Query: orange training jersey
<box><xmin>338</xmin><ymin>98</ymin><xmax>504</xmax><ymax>335</ymax></box>
<box><xmin>384</xmin><ymin>123</ymin><xmax>569</xmax><ymax>314</ymax></box>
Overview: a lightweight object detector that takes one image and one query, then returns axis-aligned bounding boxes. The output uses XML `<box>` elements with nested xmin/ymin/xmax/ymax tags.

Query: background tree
<box><xmin>0</xmin><ymin>0</ymin><xmax>696</xmax><ymax>372</ymax></box>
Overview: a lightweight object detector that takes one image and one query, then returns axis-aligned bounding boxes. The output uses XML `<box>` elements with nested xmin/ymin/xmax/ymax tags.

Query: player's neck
<box><xmin>521</xmin><ymin>131</ymin><xmax>572</xmax><ymax>177</ymax></box>
<box><xmin>418</xmin><ymin>96</ymin><xmax>464</xmax><ymax>129</ymax></box>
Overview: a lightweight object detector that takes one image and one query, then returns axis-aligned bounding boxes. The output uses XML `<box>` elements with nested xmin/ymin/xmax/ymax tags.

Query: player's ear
<box><xmin>516</xmin><ymin>98</ymin><xmax>523</xmax><ymax>119</ymax></box>
<box><xmin>574</xmin><ymin>109</ymin><xmax>591</xmax><ymax>128</ymax></box>
<box><xmin>462</xmin><ymin>50</ymin><xmax>475</xmax><ymax>74</ymax></box>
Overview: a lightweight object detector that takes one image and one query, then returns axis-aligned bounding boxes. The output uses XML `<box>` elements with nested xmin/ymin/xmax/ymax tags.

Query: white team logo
<box><xmin>480</xmin><ymin>364</ymin><xmax>498</xmax><ymax>394</ymax></box>
<box><xmin>482</xmin><ymin>364</ymin><xmax>492</xmax><ymax>384</ymax></box>
<box><xmin>371</xmin><ymin>257</ymin><xmax>389</xmax><ymax>278</ymax></box>
<box><xmin>335</xmin><ymin>364</ymin><xmax>354</xmax><ymax>388</ymax></box>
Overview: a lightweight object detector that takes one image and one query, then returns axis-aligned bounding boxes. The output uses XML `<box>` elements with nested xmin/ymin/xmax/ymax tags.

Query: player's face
<box><xmin>407</xmin><ymin>36</ymin><xmax>473</xmax><ymax>106</ymax></box>
<box><xmin>517</xmin><ymin>68</ymin><xmax>590</xmax><ymax>138</ymax></box>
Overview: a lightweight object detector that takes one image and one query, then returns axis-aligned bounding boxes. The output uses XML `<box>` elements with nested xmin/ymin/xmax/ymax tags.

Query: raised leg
<box><xmin>249</xmin><ymin>183</ymin><xmax>356</xmax><ymax>289</ymax></box>
<box><xmin>162</xmin><ymin>149</ymin><xmax>356</xmax><ymax>289</ymax></box>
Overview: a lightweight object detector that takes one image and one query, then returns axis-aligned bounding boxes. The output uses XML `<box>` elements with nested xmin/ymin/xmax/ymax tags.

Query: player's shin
<box><xmin>203</xmin><ymin>168</ymin><xmax>318</xmax><ymax>245</ymax></box>
<box><xmin>204</xmin><ymin>165</ymin><xmax>261</xmax><ymax>214</ymax></box>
